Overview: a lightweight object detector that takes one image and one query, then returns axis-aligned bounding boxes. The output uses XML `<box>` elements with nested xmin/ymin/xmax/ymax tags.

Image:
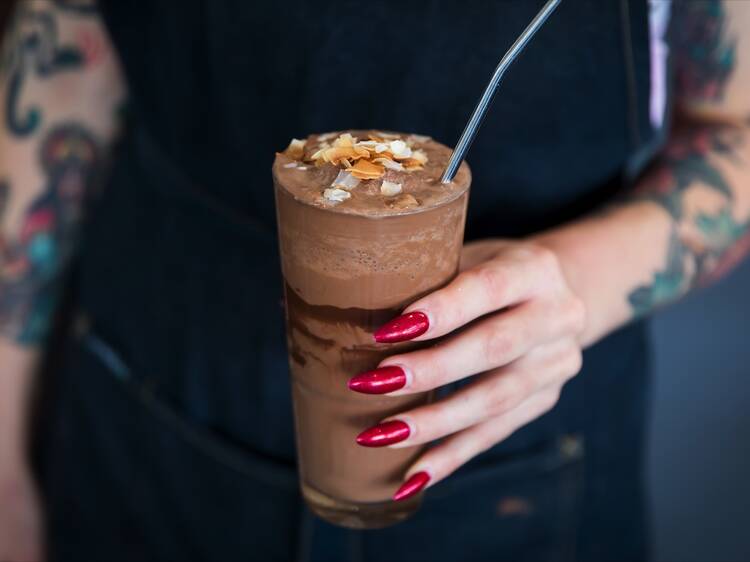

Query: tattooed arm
<box><xmin>0</xmin><ymin>2</ymin><xmax>125</xmax><ymax>559</ymax></box>
<box><xmin>0</xmin><ymin>0</ymin><xmax>124</xmax><ymax>343</ymax></box>
<box><xmin>536</xmin><ymin>0</ymin><xmax>750</xmax><ymax>345</ymax></box>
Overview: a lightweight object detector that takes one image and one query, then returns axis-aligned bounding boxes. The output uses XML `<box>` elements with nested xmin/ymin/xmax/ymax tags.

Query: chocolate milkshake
<box><xmin>273</xmin><ymin>131</ymin><xmax>470</xmax><ymax>528</ymax></box>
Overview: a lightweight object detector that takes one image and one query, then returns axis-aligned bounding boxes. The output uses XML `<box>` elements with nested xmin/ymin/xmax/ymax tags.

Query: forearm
<box><xmin>538</xmin><ymin>117</ymin><xmax>750</xmax><ymax>347</ymax></box>
<box><xmin>0</xmin><ymin>342</ymin><xmax>37</xmax><ymax>468</ymax></box>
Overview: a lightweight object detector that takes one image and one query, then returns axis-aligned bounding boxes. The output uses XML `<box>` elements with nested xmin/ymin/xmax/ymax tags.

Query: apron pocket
<box><xmin>44</xmin><ymin>338</ymin><xmax>302</xmax><ymax>562</ymax></box>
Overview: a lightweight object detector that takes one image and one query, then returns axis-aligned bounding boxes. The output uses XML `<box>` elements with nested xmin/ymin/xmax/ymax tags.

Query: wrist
<box><xmin>532</xmin><ymin>201</ymin><xmax>670</xmax><ymax>347</ymax></box>
<box><xmin>0</xmin><ymin>406</ymin><xmax>30</xmax><ymax>472</ymax></box>
<box><xmin>531</xmin><ymin>230</ymin><xmax>593</xmax><ymax>343</ymax></box>
<box><xmin>0</xmin><ymin>339</ymin><xmax>39</xmax><ymax>471</ymax></box>
<box><xmin>0</xmin><ymin>440</ymin><xmax>28</xmax><ymax>473</ymax></box>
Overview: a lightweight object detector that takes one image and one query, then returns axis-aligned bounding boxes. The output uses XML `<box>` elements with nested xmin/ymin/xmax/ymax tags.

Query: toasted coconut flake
<box><xmin>284</xmin><ymin>138</ymin><xmax>306</xmax><ymax>160</ymax></box>
<box><xmin>331</xmin><ymin>170</ymin><xmax>360</xmax><ymax>190</ymax></box>
<box><xmin>350</xmin><ymin>159</ymin><xmax>385</xmax><ymax>180</ymax></box>
<box><xmin>401</xmin><ymin>158</ymin><xmax>425</xmax><ymax>170</ymax></box>
<box><xmin>322</xmin><ymin>146</ymin><xmax>368</xmax><ymax>165</ymax></box>
<box><xmin>323</xmin><ymin>188</ymin><xmax>351</xmax><ymax>203</ymax></box>
<box><xmin>380</xmin><ymin>180</ymin><xmax>403</xmax><ymax>196</ymax></box>
<box><xmin>353</xmin><ymin>145</ymin><xmax>371</xmax><ymax>158</ymax></box>
<box><xmin>352</xmin><ymin>160</ymin><xmax>384</xmax><ymax>173</ymax></box>
<box><xmin>333</xmin><ymin>133</ymin><xmax>357</xmax><ymax>147</ymax></box>
<box><xmin>389</xmin><ymin>140</ymin><xmax>412</xmax><ymax>159</ymax></box>
<box><xmin>390</xmin><ymin>193</ymin><xmax>420</xmax><ymax>210</ymax></box>
<box><xmin>317</xmin><ymin>132</ymin><xmax>338</xmax><ymax>141</ymax></box>
<box><xmin>373</xmin><ymin>157</ymin><xmax>404</xmax><ymax>171</ymax></box>
<box><xmin>389</xmin><ymin>140</ymin><xmax>407</xmax><ymax>153</ymax></box>
<box><xmin>411</xmin><ymin>149</ymin><xmax>428</xmax><ymax>164</ymax></box>
<box><xmin>297</xmin><ymin>166</ymin><xmax>308</xmax><ymax>170</ymax></box>
<box><xmin>283</xmin><ymin>162</ymin><xmax>298</xmax><ymax>169</ymax></box>
<box><xmin>310</xmin><ymin>147</ymin><xmax>327</xmax><ymax>161</ymax></box>
<box><xmin>408</xmin><ymin>134</ymin><xmax>431</xmax><ymax>144</ymax></box>
<box><xmin>306</xmin><ymin>131</ymin><xmax>430</xmax><ymax>187</ymax></box>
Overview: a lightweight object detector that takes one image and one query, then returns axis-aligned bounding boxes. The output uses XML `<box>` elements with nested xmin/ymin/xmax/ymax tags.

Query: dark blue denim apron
<box><xmin>39</xmin><ymin>1</ymin><xmax>663</xmax><ymax>560</ymax></box>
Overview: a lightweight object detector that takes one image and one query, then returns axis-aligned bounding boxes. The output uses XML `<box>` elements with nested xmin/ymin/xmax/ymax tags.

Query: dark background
<box><xmin>649</xmin><ymin>256</ymin><xmax>750</xmax><ymax>562</ymax></box>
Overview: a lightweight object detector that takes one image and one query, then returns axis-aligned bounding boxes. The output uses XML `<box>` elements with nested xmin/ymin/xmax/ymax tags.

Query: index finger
<box><xmin>374</xmin><ymin>246</ymin><xmax>555</xmax><ymax>343</ymax></box>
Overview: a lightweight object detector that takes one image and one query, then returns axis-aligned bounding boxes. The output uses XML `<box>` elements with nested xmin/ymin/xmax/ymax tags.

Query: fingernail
<box><xmin>393</xmin><ymin>471</ymin><xmax>431</xmax><ymax>501</ymax></box>
<box><xmin>373</xmin><ymin>311</ymin><xmax>429</xmax><ymax>343</ymax></box>
<box><xmin>356</xmin><ymin>420</ymin><xmax>410</xmax><ymax>447</ymax></box>
<box><xmin>348</xmin><ymin>366</ymin><xmax>407</xmax><ymax>394</ymax></box>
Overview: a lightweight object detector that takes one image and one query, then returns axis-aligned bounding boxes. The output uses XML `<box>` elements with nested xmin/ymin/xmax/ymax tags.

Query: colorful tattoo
<box><xmin>673</xmin><ymin>0</ymin><xmax>737</xmax><ymax>104</ymax></box>
<box><xmin>0</xmin><ymin>4</ymin><xmax>89</xmax><ymax>137</ymax></box>
<box><xmin>0</xmin><ymin>123</ymin><xmax>100</xmax><ymax>343</ymax></box>
<box><xmin>626</xmin><ymin>0</ymin><xmax>750</xmax><ymax>317</ymax></box>
<box><xmin>633</xmin><ymin>128</ymin><xmax>741</xmax><ymax>218</ymax></box>
<box><xmin>628</xmin><ymin>126</ymin><xmax>750</xmax><ymax>317</ymax></box>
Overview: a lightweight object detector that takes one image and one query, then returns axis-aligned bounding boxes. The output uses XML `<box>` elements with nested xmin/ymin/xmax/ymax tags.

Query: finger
<box><xmin>458</xmin><ymin>239</ymin><xmax>507</xmax><ymax>272</ymax></box>
<box><xmin>381</xmin><ymin>297</ymin><xmax>582</xmax><ymax>394</ymax></box>
<box><xmin>405</xmin><ymin>245</ymin><xmax>563</xmax><ymax>341</ymax></box>
<box><xmin>386</xmin><ymin>339</ymin><xmax>581</xmax><ymax>447</ymax></box>
<box><xmin>392</xmin><ymin>387</ymin><xmax>562</xmax><ymax>500</ymax></box>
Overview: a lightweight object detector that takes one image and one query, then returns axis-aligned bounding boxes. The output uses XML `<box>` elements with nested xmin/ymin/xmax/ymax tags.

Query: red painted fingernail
<box><xmin>356</xmin><ymin>420</ymin><xmax>410</xmax><ymax>447</ymax></box>
<box><xmin>393</xmin><ymin>471</ymin><xmax>431</xmax><ymax>502</ymax></box>
<box><xmin>348</xmin><ymin>366</ymin><xmax>407</xmax><ymax>394</ymax></box>
<box><xmin>373</xmin><ymin>311</ymin><xmax>429</xmax><ymax>343</ymax></box>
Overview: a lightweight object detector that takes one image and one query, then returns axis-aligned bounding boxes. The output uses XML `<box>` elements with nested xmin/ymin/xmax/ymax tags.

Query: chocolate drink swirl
<box><xmin>274</xmin><ymin>131</ymin><xmax>470</xmax><ymax>509</ymax></box>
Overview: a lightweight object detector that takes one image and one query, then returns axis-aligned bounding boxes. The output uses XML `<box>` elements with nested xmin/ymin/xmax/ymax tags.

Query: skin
<box><xmin>0</xmin><ymin>1</ymin><xmax>124</xmax><ymax>560</ymax></box>
<box><xmin>0</xmin><ymin>342</ymin><xmax>40</xmax><ymax>562</ymax></box>
<box><xmin>375</xmin><ymin>1</ymin><xmax>750</xmax><ymax>492</ymax></box>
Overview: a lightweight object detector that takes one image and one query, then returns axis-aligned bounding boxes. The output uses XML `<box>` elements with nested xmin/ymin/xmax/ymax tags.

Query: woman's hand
<box><xmin>0</xmin><ymin>460</ymin><xmax>45</xmax><ymax>562</ymax></box>
<box><xmin>348</xmin><ymin>239</ymin><xmax>586</xmax><ymax>501</ymax></box>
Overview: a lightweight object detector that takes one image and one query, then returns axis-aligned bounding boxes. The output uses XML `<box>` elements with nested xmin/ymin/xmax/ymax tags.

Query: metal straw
<box><xmin>441</xmin><ymin>0</ymin><xmax>562</xmax><ymax>183</ymax></box>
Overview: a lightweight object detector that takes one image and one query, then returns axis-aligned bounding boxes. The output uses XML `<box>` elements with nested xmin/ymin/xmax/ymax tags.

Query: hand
<box><xmin>348</xmin><ymin>240</ymin><xmax>586</xmax><ymax>501</ymax></box>
<box><xmin>0</xmin><ymin>461</ymin><xmax>45</xmax><ymax>562</ymax></box>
